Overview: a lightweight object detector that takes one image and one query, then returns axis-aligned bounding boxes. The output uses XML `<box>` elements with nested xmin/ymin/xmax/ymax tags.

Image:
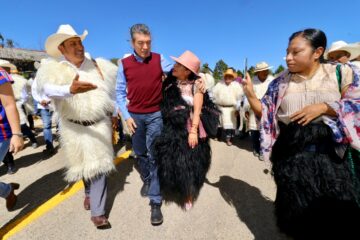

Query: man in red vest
<box><xmin>116</xmin><ymin>24</ymin><xmax>172</xmax><ymax>225</ymax></box>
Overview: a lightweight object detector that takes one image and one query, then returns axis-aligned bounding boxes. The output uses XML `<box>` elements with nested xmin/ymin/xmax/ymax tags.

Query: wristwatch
<box><xmin>12</xmin><ymin>133</ymin><xmax>24</xmax><ymax>137</ymax></box>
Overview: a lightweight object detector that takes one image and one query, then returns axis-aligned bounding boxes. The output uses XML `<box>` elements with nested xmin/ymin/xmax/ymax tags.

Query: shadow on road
<box><xmin>0</xmin><ymin>168</ymin><xmax>69</xmax><ymax>237</ymax></box>
<box><xmin>106</xmin><ymin>156</ymin><xmax>134</xmax><ymax>217</ymax></box>
<box><xmin>206</xmin><ymin>176</ymin><xmax>288</xmax><ymax>240</ymax></box>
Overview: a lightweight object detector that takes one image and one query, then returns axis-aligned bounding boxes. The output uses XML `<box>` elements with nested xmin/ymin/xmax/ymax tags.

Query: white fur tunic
<box><xmin>11</xmin><ymin>74</ymin><xmax>28</xmax><ymax>125</ymax></box>
<box><xmin>212</xmin><ymin>81</ymin><xmax>243</xmax><ymax>129</ymax></box>
<box><xmin>36</xmin><ymin>57</ymin><xmax>117</xmax><ymax>182</ymax></box>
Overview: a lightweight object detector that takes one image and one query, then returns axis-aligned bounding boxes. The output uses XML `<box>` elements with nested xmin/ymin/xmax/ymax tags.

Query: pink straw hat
<box><xmin>171</xmin><ymin>50</ymin><xmax>201</xmax><ymax>76</ymax></box>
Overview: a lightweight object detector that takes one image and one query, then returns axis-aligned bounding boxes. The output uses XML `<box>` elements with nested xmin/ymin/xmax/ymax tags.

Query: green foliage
<box><xmin>275</xmin><ymin>65</ymin><xmax>285</xmax><ymax>75</ymax></box>
<box><xmin>201</xmin><ymin>63</ymin><xmax>213</xmax><ymax>74</ymax></box>
<box><xmin>110</xmin><ymin>58</ymin><xmax>119</xmax><ymax>66</ymax></box>
<box><xmin>213</xmin><ymin>59</ymin><xmax>228</xmax><ymax>82</ymax></box>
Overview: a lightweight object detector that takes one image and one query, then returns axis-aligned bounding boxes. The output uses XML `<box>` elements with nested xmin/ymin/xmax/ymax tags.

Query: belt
<box><xmin>219</xmin><ymin>105</ymin><xmax>234</xmax><ymax>108</ymax></box>
<box><xmin>67</xmin><ymin>112</ymin><xmax>112</xmax><ymax>126</ymax></box>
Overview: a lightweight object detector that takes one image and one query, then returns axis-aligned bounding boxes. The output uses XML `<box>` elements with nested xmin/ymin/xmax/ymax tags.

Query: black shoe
<box><xmin>150</xmin><ymin>203</ymin><xmax>163</xmax><ymax>225</ymax></box>
<box><xmin>7</xmin><ymin>164</ymin><xmax>17</xmax><ymax>175</ymax></box>
<box><xmin>43</xmin><ymin>147</ymin><xmax>56</xmax><ymax>156</ymax></box>
<box><xmin>140</xmin><ymin>180</ymin><xmax>150</xmax><ymax>197</ymax></box>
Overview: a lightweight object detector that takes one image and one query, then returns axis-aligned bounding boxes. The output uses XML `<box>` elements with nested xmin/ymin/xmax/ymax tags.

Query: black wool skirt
<box><xmin>271</xmin><ymin>122</ymin><xmax>360</xmax><ymax>239</ymax></box>
<box><xmin>154</xmin><ymin>125</ymin><xmax>211</xmax><ymax>207</ymax></box>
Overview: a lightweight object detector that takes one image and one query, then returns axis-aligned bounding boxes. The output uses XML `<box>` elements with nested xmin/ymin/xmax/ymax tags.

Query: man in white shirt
<box><xmin>32</xmin><ymin>76</ymin><xmax>54</xmax><ymax>155</ymax></box>
<box><xmin>35</xmin><ymin>24</ymin><xmax>117</xmax><ymax>228</ymax></box>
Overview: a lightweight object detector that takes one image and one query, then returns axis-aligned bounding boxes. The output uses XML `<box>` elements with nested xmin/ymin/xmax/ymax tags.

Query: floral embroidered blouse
<box><xmin>260</xmin><ymin>63</ymin><xmax>360</xmax><ymax>164</ymax></box>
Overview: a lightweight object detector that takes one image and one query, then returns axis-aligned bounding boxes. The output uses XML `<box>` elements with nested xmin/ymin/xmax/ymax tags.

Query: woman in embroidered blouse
<box><xmin>154</xmin><ymin>51</ymin><xmax>211</xmax><ymax>211</ymax></box>
<box><xmin>243</xmin><ymin>29</ymin><xmax>360</xmax><ymax>239</ymax></box>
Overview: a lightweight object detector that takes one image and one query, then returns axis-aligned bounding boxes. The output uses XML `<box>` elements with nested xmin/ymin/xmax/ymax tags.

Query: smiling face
<box><xmin>131</xmin><ymin>33</ymin><xmax>151</xmax><ymax>59</ymax></box>
<box><xmin>286</xmin><ymin>35</ymin><xmax>324</xmax><ymax>75</ymax></box>
<box><xmin>58</xmin><ymin>37</ymin><xmax>85</xmax><ymax>67</ymax></box>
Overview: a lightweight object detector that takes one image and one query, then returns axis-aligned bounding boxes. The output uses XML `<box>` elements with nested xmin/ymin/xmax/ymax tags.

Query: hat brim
<box><xmin>45</xmin><ymin>30</ymin><xmax>88</xmax><ymax>58</ymax></box>
<box><xmin>325</xmin><ymin>44</ymin><xmax>360</xmax><ymax>60</ymax></box>
<box><xmin>254</xmin><ymin>66</ymin><xmax>272</xmax><ymax>73</ymax></box>
<box><xmin>170</xmin><ymin>56</ymin><xmax>199</xmax><ymax>76</ymax></box>
<box><xmin>224</xmin><ymin>73</ymin><xmax>237</xmax><ymax>78</ymax></box>
<box><xmin>0</xmin><ymin>62</ymin><xmax>17</xmax><ymax>71</ymax></box>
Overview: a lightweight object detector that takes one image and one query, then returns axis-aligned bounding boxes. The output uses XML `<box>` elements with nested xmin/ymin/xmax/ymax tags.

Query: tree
<box><xmin>200</xmin><ymin>63</ymin><xmax>213</xmax><ymax>74</ymax></box>
<box><xmin>110</xmin><ymin>58</ymin><xmax>119</xmax><ymax>66</ymax></box>
<box><xmin>213</xmin><ymin>59</ymin><xmax>228</xmax><ymax>81</ymax></box>
<box><xmin>0</xmin><ymin>33</ymin><xmax>4</xmax><ymax>47</ymax></box>
<box><xmin>6</xmin><ymin>39</ymin><xmax>14</xmax><ymax>48</ymax></box>
<box><xmin>274</xmin><ymin>65</ymin><xmax>285</xmax><ymax>75</ymax></box>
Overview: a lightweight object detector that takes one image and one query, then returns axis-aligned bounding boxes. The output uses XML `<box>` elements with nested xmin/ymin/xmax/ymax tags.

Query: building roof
<box><xmin>0</xmin><ymin>47</ymin><xmax>48</xmax><ymax>61</ymax></box>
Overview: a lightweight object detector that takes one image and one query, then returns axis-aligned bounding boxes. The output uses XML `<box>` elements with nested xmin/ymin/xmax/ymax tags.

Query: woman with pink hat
<box><xmin>154</xmin><ymin>50</ymin><xmax>211</xmax><ymax>210</ymax></box>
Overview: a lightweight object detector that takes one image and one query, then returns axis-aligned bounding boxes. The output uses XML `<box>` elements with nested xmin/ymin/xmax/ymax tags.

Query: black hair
<box><xmin>289</xmin><ymin>28</ymin><xmax>327</xmax><ymax>62</ymax></box>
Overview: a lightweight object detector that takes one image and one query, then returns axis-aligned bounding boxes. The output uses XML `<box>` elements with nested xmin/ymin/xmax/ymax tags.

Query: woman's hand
<box><xmin>242</xmin><ymin>72</ymin><xmax>256</xmax><ymax>98</ymax></box>
<box><xmin>188</xmin><ymin>133</ymin><xmax>198</xmax><ymax>149</ymax></box>
<box><xmin>290</xmin><ymin>103</ymin><xmax>328</xmax><ymax>126</ymax></box>
<box><xmin>9</xmin><ymin>135</ymin><xmax>24</xmax><ymax>154</ymax></box>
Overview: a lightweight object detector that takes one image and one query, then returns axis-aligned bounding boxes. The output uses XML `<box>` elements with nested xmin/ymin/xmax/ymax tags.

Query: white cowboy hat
<box><xmin>0</xmin><ymin>59</ymin><xmax>17</xmax><ymax>71</ymax></box>
<box><xmin>45</xmin><ymin>24</ymin><xmax>88</xmax><ymax>58</ymax></box>
<box><xmin>325</xmin><ymin>41</ymin><xmax>360</xmax><ymax>60</ymax></box>
<box><xmin>254</xmin><ymin>61</ymin><xmax>272</xmax><ymax>73</ymax></box>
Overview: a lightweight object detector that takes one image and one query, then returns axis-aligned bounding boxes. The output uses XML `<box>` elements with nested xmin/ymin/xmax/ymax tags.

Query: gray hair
<box><xmin>130</xmin><ymin>24</ymin><xmax>151</xmax><ymax>40</ymax></box>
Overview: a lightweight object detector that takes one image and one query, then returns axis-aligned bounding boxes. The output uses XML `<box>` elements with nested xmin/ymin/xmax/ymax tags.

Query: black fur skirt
<box><xmin>154</xmin><ymin>123</ymin><xmax>211</xmax><ymax>206</ymax></box>
<box><xmin>271</xmin><ymin>122</ymin><xmax>360</xmax><ymax>239</ymax></box>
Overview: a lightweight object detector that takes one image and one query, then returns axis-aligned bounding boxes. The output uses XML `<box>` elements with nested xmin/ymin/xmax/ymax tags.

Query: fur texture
<box><xmin>36</xmin><ymin>57</ymin><xmax>117</xmax><ymax>182</ymax></box>
<box><xmin>11</xmin><ymin>74</ymin><xmax>28</xmax><ymax>124</ymax></box>
<box><xmin>154</xmin><ymin>76</ymin><xmax>211</xmax><ymax>207</ymax></box>
<box><xmin>271</xmin><ymin>122</ymin><xmax>360</xmax><ymax>239</ymax></box>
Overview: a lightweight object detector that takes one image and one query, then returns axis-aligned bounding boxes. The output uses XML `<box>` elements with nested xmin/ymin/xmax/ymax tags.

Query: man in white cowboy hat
<box><xmin>325</xmin><ymin>40</ymin><xmax>360</xmax><ymax>64</ymax></box>
<box><xmin>35</xmin><ymin>24</ymin><xmax>117</xmax><ymax>228</ymax></box>
<box><xmin>244</xmin><ymin>61</ymin><xmax>274</xmax><ymax>160</ymax></box>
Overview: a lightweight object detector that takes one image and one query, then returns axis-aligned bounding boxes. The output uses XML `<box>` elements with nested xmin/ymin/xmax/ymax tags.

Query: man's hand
<box><xmin>126</xmin><ymin>117</ymin><xmax>137</xmax><ymax>134</ymax></box>
<box><xmin>70</xmin><ymin>75</ymin><xmax>97</xmax><ymax>94</ymax></box>
<box><xmin>290</xmin><ymin>103</ymin><xmax>327</xmax><ymax>126</ymax></box>
<box><xmin>40</xmin><ymin>100</ymin><xmax>50</xmax><ymax>107</ymax></box>
<box><xmin>9</xmin><ymin>135</ymin><xmax>24</xmax><ymax>154</ymax></box>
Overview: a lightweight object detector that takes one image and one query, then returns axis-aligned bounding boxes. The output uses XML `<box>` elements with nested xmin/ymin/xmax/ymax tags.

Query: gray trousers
<box><xmin>84</xmin><ymin>174</ymin><xmax>107</xmax><ymax>217</ymax></box>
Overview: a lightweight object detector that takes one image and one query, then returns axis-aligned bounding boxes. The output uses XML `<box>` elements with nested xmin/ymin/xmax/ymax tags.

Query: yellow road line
<box><xmin>0</xmin><ymin>150</ymin><xmax>131</xmax><ymax>240</ymax></box>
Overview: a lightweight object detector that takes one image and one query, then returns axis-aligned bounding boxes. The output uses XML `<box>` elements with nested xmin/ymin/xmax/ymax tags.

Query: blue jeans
<box><xmin>0</xmin><ymin>139</ymin><xmax>11</xmax><ymax>198</ymax></box>
<box><xmin>130</xmin><ymin>111</ymin><xmax>163</xmax><ymax>204</ymax></box>
<box><xmin>40</xmin><ymin>109</ymin><xmax>53</xmax><ymax>149</ymax></box>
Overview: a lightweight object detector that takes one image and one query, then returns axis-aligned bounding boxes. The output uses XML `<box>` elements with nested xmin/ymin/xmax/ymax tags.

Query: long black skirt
<box><xmin>271</xmin><ymin>122</ymin><xmax>360</xmax><ymax>239</ymax></box>
<box><xmin>154</xmin><ymin>125</ymin><xmax>211</xmax><ymax>207</ymax></box>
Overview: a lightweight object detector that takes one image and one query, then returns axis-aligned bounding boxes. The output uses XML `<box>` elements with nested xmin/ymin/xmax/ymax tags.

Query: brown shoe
<box><xmin>6</xmin><ymin>183</ymin><xmax>20</xmax><ymax>211</ymax></box>
<box><xmin>91</xmin><ymin>215</ymin><xmax>111</xmax><ymax>229</ymax></box>
<box><xmin>84</xmin><ymin>196</ymin><xmax>90</xmax><ymax>210</ymax></box>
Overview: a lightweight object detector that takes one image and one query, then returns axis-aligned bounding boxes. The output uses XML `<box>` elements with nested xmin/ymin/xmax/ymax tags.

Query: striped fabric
<box><xmin>0</xmin><ymin>67</ymin><xmax>13</xmax><ymax>142</ymax></box>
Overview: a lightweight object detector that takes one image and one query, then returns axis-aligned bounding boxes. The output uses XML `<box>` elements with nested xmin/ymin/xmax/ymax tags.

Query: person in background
<box><xmin>244</xmin><ymin>61</ymin><xmax>274</xmax><ymax>160</ymax></box>
<box><xmin>212</xmin><ymin>68</ymin><xmax>244</xmax><ymax>146</ymax></box>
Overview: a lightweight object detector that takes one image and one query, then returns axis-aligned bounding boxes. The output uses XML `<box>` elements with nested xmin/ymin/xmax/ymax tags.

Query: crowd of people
<box><xmin>1</xmin><ymin>23</ymin><xmax>360</xmax><ymax>239</ymax></box>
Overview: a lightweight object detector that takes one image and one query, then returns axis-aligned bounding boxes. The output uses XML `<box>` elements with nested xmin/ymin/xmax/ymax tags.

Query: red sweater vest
<box><xmin>122</xmin><ymin>53</ymin><xmax>163</xmax><ymax>114</ymax></box>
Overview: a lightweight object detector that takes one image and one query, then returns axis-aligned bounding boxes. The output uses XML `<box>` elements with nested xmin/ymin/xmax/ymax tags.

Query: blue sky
<box><xmin>2</xmin><ymin>0</ymin><xmax>359</xmax><ymax>71</ymax></box>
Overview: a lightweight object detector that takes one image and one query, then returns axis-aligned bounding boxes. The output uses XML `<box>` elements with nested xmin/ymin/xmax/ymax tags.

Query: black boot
<box><xmin>140</xmin><ymin>180</ymin><xmax>150</xmax><ymax>197</ymax></box>
<box><xmin>150</xmin><ymin>203</ymin><xmax>163</xmax><ymax>225</ymax></box>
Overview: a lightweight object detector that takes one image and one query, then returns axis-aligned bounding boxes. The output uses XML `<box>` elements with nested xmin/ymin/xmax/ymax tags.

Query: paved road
<box><xmin>0</xmin><ymin>123</ymin><xmax>289</xmax><ymax>240</ymax></box>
